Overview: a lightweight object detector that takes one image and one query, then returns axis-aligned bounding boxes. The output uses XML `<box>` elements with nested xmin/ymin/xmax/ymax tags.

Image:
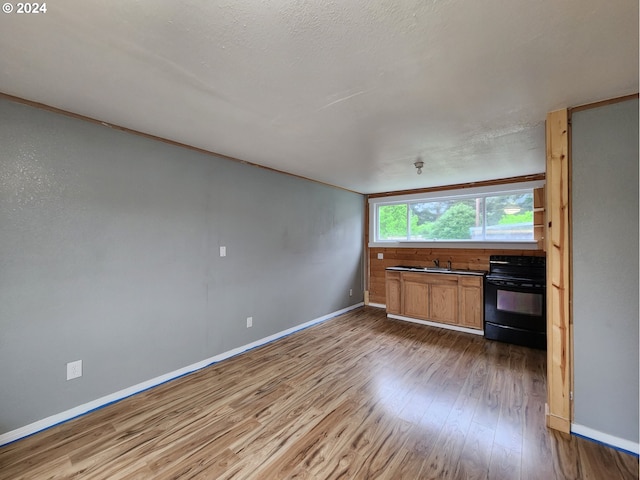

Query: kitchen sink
<box><xmin>386</xmin><ymin>265</ymin><xmax>485</xmax><ymax>276</ymax></box>
<box><xmin>388</xmin><ymin>265</ymin><xmax>452</xmax><ymax>272</ymax></box>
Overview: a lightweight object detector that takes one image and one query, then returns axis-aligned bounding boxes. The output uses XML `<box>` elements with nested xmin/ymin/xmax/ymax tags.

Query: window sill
<box><xmin>368</xmin><ymin>241</ymin><xmax>541</xmax><ymax>250</ymax></box>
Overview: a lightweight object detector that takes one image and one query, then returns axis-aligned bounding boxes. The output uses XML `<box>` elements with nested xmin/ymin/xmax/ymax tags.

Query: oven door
<box><xmin>484</xmin><ymin>276</ymin><xmax>546</xmax><ymax>333</ymax></box>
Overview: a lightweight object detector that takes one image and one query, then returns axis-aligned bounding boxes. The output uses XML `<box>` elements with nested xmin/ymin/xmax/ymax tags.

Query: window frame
<box><xmin>368</xmin><ymin>180</ymin><xmax>545</xmax><ymax>249</ymax></box>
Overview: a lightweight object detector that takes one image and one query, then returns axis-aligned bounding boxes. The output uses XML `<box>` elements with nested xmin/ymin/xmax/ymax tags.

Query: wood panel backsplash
<box><xmin>367</xmin><ymin>247</ymin><xmax>544</xmax><ymax>305</ymax></box>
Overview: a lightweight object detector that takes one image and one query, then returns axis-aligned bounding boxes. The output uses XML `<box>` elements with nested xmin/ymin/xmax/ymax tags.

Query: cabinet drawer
<box><xmin>386</xmin><ymin>271</ymin><xmax>401</xmax><ymax>281</ymax></box>
<box><xmin>400</xmin><ymin>272</ymin><xmax>433</xmax><ymax>284</ymax></box>
<box><xmin>403</xmin><ymin>272</ymin><xmax>458</xmax><ymax>285</ymax></box>
<box><xmin>459</xmin><ymin>276</ymin><xmax>482</xmax><ymax>287</ymax></box>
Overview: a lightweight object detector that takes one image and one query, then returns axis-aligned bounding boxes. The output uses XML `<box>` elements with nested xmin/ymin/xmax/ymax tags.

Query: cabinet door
<box><xmin>430</xmin><ymin>282</ymin><xmax>458</xmax><ymax>324</ymax></box>
<box><xmin>403</xmin><ymin>277</ymin><xmax>430</xmax><ymax>320</ymax></box>
<box><xmin>385</xmin><ymin>272</ymin><xmax>402</xmax><ymax>315</ymax></box>
<box><xmin>458</xmin><ymin>276</ymin><xmax>483</xmax><ymax>329</ymax></box>
<box><xmin>459</xmin><ymin>286</ymin><xmax>483</xmax><ymax>329</ymax></box>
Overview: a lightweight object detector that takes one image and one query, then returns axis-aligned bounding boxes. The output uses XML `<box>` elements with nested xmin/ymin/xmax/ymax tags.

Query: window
<box><xmin>370</xmin><ymin>181</ymin><xmax>543</xmax><ymax>247</ymax></box>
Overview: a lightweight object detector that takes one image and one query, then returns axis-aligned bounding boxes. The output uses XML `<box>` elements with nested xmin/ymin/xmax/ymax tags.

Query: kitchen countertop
<box><xmin>385</xmin><ymin>265</ymin><xmax>487</xmax><ymax>276</ymax></box>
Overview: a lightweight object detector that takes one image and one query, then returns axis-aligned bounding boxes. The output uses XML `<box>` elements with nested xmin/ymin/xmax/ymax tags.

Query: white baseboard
<box><xmin>387</xmin><ymin>313</ymin><xmax>484</xmax><ymax>336</ymax></box>
<box><xmin>571</xmin><ymin>423</ymin><xmax>639</xmax><ymax>455</ymax></box>
<box><xmin>0</xmin><ymin>303</ymin><xmax>364</xmax><ymax>447</ymax></box>
<box><xmin>367</xmin><ymin>302</ymin><xmax>386</xmax><ymax>309</ymax></box>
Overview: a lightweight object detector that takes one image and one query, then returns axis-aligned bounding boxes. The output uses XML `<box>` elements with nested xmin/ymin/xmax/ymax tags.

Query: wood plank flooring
<box><xmin>1</xmin><ymin>307</ymin><xmax>637</xmax><ymax>479</ymax></box>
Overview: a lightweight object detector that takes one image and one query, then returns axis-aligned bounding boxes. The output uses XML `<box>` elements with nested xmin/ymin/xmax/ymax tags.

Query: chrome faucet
<box><xmin>433</xmin><ymin>259</ymin><xmax>439</xmax><ymax>268</ymax></box>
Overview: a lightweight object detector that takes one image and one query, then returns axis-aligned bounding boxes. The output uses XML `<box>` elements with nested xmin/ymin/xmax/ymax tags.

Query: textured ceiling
<box><xmin>0</xmin><ymin>1</ymin><xmax>637</xmax><ymax>193</ymax></box>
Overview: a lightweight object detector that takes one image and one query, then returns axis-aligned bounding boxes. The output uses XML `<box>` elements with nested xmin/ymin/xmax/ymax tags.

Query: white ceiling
<box><xmin>1</xmin><ymin>1</ymin><xmax>637</xmax><ymax>194</ymax></box>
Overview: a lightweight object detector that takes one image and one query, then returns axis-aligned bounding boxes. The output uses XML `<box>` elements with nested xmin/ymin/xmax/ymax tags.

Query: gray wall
<box><xmin>571</xmin><ymin>98</ymin><xmax>639</xmax><ymax>444</ymax></box>
<box><xmin>0</xmin><ymin>99</ymin><xmax>364</xmax><ymax>435</ymax></box>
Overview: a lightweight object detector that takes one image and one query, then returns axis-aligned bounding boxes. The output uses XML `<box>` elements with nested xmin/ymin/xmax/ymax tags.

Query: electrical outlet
<box><xmin>247</xmin><ymin>316</ymin><xmax>253</xmax><ymax>328</ymax></box>
<box><xmin>66</xmin><ymin>360</ymin><xmax>82</xmax><ymax>380</ymax></box>
<box><xmin>377</xmin><ymin>253</ymin><xmax>384</xmax><ymax>260</ymax></box>
<box><xmin>220</xmin><ymin>246</ymin><xmax>226</xmax><ymax>257</ymax></box>
<box><xmin>349</xmin><ymin>289</ymin><xmax>353</xmax><ymax>297</ymax></box>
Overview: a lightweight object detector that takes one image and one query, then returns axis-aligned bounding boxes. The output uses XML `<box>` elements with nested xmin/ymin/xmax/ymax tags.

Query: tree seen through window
<box><xmin>377</xmin><ymin>191</ymin><xmax>534</xmax><ymax>242</ymax></box>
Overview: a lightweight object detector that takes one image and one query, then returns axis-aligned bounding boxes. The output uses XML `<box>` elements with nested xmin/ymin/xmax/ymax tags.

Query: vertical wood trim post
<box><xmin>545</xmin><ymin>109</ymin><xmax>571</xmax><ymax>433</ymax></box>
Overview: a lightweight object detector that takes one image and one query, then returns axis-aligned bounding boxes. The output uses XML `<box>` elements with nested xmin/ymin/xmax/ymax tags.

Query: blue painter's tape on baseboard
<box><xmin>0</xmin><ymin>303</ymin><xmax>364</xmax><ymax>447</ymax></box>
<box><xmin>571</xmin><ymin>423</ymin><xmax>639</xmax><ymax>456</ymax></box>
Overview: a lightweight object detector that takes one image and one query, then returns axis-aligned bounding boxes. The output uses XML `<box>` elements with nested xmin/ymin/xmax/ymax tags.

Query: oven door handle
<box><xmin>486</xmin><ymin>277</ymin><xmax>545</xmax><ymax>290</ymax></box>
<box><xmin>486</xmin><ymin>278</ymin><xmax>513</xmax><ymax>287</ymax></box>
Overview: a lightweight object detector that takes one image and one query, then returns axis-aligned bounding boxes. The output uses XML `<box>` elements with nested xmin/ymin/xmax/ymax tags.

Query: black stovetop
<box><xmin>488</xmin><ymin>255</ymin><xmax>546</xmax><ymax>281</ymax></box>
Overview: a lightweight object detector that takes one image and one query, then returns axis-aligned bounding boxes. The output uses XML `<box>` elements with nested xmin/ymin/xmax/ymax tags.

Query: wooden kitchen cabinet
<box><xmin>458</xmin><ymin>276</ymin><xmax>483</xmax><ymax>329</ymax></box>
<box><xmin>430</xmin><ymin>280</ymin><xmax>458</xmax><ymax>324</ymax></box>
<box><xmin>385</xmin><ymin>271</ymin><xmax>402</xmax><ymax>315</ymax></box>
<box><xmin>403</xmin><ymin>275</ymin><xmax>430</xmax><ymax>319</ymax></box>
<box><xmin>385</xmin><ymin>269</ymin><xmax>484</xmax><ymax>332</ymax></box>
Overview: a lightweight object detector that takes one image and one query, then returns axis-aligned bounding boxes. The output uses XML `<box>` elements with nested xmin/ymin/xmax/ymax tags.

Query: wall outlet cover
<box><xmin>247</xmin><ymin>316</ymin><xmax>253</xmax><ymax>328</ymax></box>
<box><xmin>220</xmin><ymin>246</ymin><xmax>227</xmax><ymax>257</ymax></box>
<box><xmin>377</xmin><ymin>253</ymin><xmax>384</xmax><ymax>259</ymax></box>
<box><xmin>66</xmin><ymin>360</ymin><xmax>82</xmax><ymax>380</ymax></box>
